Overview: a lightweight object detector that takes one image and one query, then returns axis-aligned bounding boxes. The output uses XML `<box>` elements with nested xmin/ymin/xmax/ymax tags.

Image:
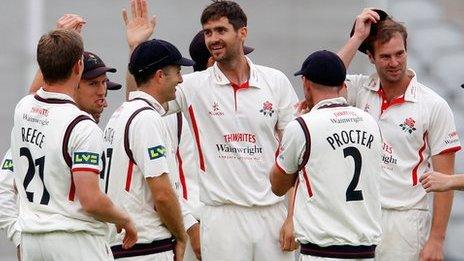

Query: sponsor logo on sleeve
<box><xmin>73</xmin><ymin>152</ymin><xmax>99</xmax><ymax>165</ymax></box>
<box><xmin>148</xmin><ymin>145</ymin><xmax>166</xmax><ymax>160</ymax></box>
<box><xmin>1</xmin><ymin>159</ymin><xmax>13</xmax><ymax>171</ymax></box>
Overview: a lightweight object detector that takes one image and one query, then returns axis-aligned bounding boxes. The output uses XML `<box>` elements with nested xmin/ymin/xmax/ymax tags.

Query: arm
<box><xmin>0</xmin><ymin>150</ymin><xmax>20</xmax><ymax>247</ymax></box>
<box><xmin>419</xmin><ymin>152</ymin><xmax>455</xmax><ymax>261</ymax></box>
<box><xmin>270</xmin><ymin>164</ymin><xmax>297</xmax><ymax>197</ymax></box>
<box><xmin>29</xmin><ymin>14</ymin><xmax>86</xmax><ymax>94</ymax></box>
<box><xmin>337</xmin><ymin>8</ymin><xmax>380</xmax><ymax>68</ymax></box>
<box><xmin>146</xmin><ymin>174</ymin><xmax>188</xmax><ymax>260</ymax></box>
<box><xmin>279</xmin><ymin>187</ymin><xmax>297</xmax><ymax>251</ymax></box>
<box><xmin>420</xmin><ymin>171</ymin><xmax>464</xmax><ymax>192</ymax></box>
<box><xmin>122</xmin><ymin>0</ymin><xmax>156</xmax><ymax>100</ymax></box>
<box><xmin>74</xmin><ymin>170</ymin><xmax>137</xmax><ymax>249</ymax></box>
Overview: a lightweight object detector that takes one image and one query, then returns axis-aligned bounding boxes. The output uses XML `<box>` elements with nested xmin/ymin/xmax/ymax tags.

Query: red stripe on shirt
<box><xmin>176</xmin><ymin>148</ymin><xmax>188</xmax><ymax>200</ymax></box>
<box><xmin>302</xmin><ymin>168</ymin><xmax>313</xmax><ymax>197</ymax></box>
<box><xmin>412</xmin><ymin>131</ymin><xmax>428</xmax><ymax>186</ymax></box>
<box><xmin>439</xmin><ymin>146</ymin><xmax>461</xmax><ymax>155</ymax></box>
<box><xmin>72</xmin><ymin>167</ymin><xmax>100</xmax><ymax>174</ymax></box>
<box><xmin>188</xmin><ymin>106</ymin><xmax>205</xmax><ymax>171</ymax></box>
<box><xmin>125</xmin><ymin>161</ymin><xmax>135</xmax><ymax>192</ymax></box>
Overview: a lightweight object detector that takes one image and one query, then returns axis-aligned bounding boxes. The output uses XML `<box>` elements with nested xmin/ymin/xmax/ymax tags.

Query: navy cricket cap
<box><xmin>294</xmin><ymin>50</ymin><xmax>346</xmax><ymax>87</ymax></box>
<box><xmin>349</xmin><ymin>9</ymin><xmax>390</xmax><ymax>54</ymax></box>
<box><xmin>82</xmin><ymin>51</ymin><xmax>122</xmax><ymax>90</ymax></box>
<box><xmin>129</xmin><ymin>39</ymin><xmax>195</xmax><ymax>75</ymax></box>
<box><xmin>189</xmin><ymin>30</ymin><xmax>254</xmax><ymax>71</ymax></box>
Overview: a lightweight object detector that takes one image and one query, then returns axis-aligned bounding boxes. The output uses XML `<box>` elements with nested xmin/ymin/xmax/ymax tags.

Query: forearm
<box><xmin>155</xmin><ymin>190</ymin><xmax>187</xmax><ymax>241</ymax></box>
<box><xmin>29</xmin><ymin>69</ymin><xmax>44</xmax><ymax>94</ymax></box>
<box><xmin>286</xmin><ymin>187</ymin><xmax>295</xmax><ymax>217</ymax></box>
<box><xmin>430</xmin><ymin>191</ymin><xmax>453</xmax><ymax>240</ymax></box>
<box><xmin>450</xmin><ymin>175</ymin><xmax>464</xmax><ymax>190</ymax></box>
<box><xmin>429</xmin><ymin>153</ymin><xmax>455</xmax><ymax>241</ymax></box>
<box><xmin>85</xmin><ymin>193</ymin><xmax>129</xmax><ymax>227</ymax></box>
<box><xmin>337</xmin><ymin>36</ymin><xmax>364</xmax><ymax>69</ymax></box>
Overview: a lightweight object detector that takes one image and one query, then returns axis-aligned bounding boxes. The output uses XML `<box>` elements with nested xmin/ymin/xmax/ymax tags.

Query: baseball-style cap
<box><xmin>189</xmin><ymin>30</ymin><xmax>254</xmax><ymax>71</ymax></box>
<box><xmin>349</xmin><ymin>9</ymin><xmax>390</xmax><ymax>54</ymax></box>
<box><xmin>129</xmin><ymin>39</ymin><xmax>195</xmax><ymax>75</ymax></box>
<box><xmin>82</xmin><ymin>51</ymin><xmax>122</xmax><ymax>90</ymax></box>
<box><xmin>294</xmin><ymin>50</ymin><xmax>346</xmax><ymax>87</ymax></box>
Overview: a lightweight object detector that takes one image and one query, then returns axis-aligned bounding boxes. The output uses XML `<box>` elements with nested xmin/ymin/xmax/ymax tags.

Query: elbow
<box><xmin>271</xmin><ymin>185</ymin><xmax>287</xmax><ymax>197</ymax></box>
<box><xmin>153</xmin><ymin>190</ymin><xmax>176</xmax><ymax>206</ymax></box>
<box><xmin>80</xmin><ymin>196</ymin><xmax>102</xmax><ymax>216</ymax></box>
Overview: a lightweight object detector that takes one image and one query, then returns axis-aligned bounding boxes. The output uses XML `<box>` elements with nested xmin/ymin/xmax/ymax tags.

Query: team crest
<box><xmin>1</xmin><ymin>159</ymin><xmax>13</xmax><ymax>171</ymax></box>
<box><xmin>399</xmin><ymin>117</ymin><xmax>416</xmax><ymax>134</ymax></box>
<box><xmin>148</xmin><ymin>145</ymin><xmax>166</xmax><ymax>160</ymax></box>
<box><xmin>259</xmin><ymin>101</ymin><xmax>275</xmax><ymax>117</ymax></box>
<box><xmin>73</xmin><ymin>152</ymin><xmax>99</xmax><ymax>165</ymax></box>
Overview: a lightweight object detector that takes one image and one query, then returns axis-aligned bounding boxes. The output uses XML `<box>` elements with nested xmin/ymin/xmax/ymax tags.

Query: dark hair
<box><xmin>201</xmin><ymin>0</ymin><xmax>247</xmax><ymax>30</ymax></box>
<box><xmin>133</xmin><ymin>66</ymin><xmax>173</xmax><ymax>87</ymax></box>
<box><xmin>37</xmin><ymin>29</ymin><xmax>83</xmax><ymax>84</ymax></box>
<box><xmin>365</xmin><ymin>18</ymin><xmax>408</xmax><ymax>55</ymax></box>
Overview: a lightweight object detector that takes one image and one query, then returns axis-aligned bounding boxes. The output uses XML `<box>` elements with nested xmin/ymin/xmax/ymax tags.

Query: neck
<box><xmin>217</xmin><ymin>55</ymin><xmax>250</xmax><ymax>84</ymax></box>
<box><xmin>42</xmin><ymin>80</ymin><xmax>77</xmax><ymax>99</ymax></box>
<box><xmin>380</xmin><ymin>72</ymin><xmax>412</xmax><ymax>102</ymax></box>
<box><xmin>138</xmin><ymin>86</ymin><xmax>165</xmax><ymax>105</ymax></box>
<box><xmin>312</xmin><ymin>92</ymin><xmax>342</xmax><ymax>106</ymax></box>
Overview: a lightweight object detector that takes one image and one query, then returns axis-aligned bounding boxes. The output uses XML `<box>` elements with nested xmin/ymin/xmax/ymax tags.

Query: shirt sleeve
<box><xmin>276</xmin><ymin>120</ymin><xmax>307</xmax><ymax>174</ymax></box>
<box><xmin>345</xmin><ymin>74</ymin><xmax>369</xmax><ymax>107</ymax></box>
<box><xmin>69</xmin><ymin>120</ymin><xmax>103</xmax><ymax>174</ymax></box>
<box><xmin>130</xmin><ymin>111</ymin><xmax>170</xmax><ymax>178</ymax></box>
<box><xmin>0</xmin><ymin>149</ymin><xmax>21</xmax><ymax>246</ymax></box>
<box><xmin>428</xmin><ymin>98</ymin><xmax>461</xmax><ymax>155</ymax></box>
<box><xmin>276</xmin><ymin>71</ymin><xmax>298</xmax><ymax>131</ymax></box>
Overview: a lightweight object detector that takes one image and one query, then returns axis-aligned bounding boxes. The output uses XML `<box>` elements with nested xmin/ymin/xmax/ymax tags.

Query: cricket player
<box><xmin>270</xmin><ymin>50</ymin><xmax>382</xmax><ymax>260</ymax></box>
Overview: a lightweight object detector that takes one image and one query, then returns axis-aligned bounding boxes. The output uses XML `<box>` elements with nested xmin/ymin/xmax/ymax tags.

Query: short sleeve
<box><xmin>69</xmin><ymin>120</ymin><xmax>103</xmax><ymax>174</ymax></box>
<box><xmin>130</xmin><ymin>111</ymin><xmax>170</xmax><ymax>178</ymax></box>
<box><xmin>276</xmin><ymin>120</ymin><xmax>307</xmax><ymax>174</ymax></box>
<box><xmin>0</xmin><ymin>149</ymin><xmax>21</xmax><ymax>246</ymax></box>
<box><xmin>276</xmin><ymin>72</ymin><xmax>298</xmax><ymax>131</ymax></box>
<box><xmin>428</xmin><ymin>99</ymin><xmax>461</xmax><ymax>155</ymax></box>
<box><xmin>345</xmin><ymin>74</ymin><xmax>369</xmax><ymax>106</ymax></box>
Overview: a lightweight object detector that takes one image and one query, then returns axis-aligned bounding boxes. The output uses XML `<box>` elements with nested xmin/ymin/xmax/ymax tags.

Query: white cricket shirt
<box><xmin>168</xmin><ymin>57</ymin><xmax>298</xmax><ymax>207</ymax></box>
<box><xmin>277</xmin><ymin>97</ymin><xmax>382</xmax><ymax>246</ymax></box>
<box><xmin>10</xmin><ymin>89</ymin><xmax>107</xmax><ymax>235</ymax></box>
<box><xmin>346</xmin><ymin>70</ymin><xmax>461</xmax><ymax>210</ymax></box>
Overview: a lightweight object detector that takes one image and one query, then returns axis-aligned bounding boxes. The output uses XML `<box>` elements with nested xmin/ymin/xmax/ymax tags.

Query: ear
<box><xmin>367</xmin><ymin>51</ymin><xmax>375</xmax><ymax>64</ymax></box>
<box><xmin>73</xmin><ymin>58</ymin><xmax>83</xmax><ymax>75</ymax></box>
<box><xmin>238</xmin><ymin>26</ymin><xmax>248</xmax><ymax>41</ymax></box>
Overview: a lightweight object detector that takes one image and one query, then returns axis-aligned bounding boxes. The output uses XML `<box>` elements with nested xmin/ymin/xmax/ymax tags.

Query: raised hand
<box><xmin>56</xmin><ymin>14</ymin><xmax>86</xmax><ymax>34</ymax></box>
<box><xmin>122</xmin><ymin>0</ymin><xmax>156</xmax><ymax>51</ymax></box>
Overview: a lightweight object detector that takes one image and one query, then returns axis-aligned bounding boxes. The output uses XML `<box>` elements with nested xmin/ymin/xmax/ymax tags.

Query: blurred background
<box><xmin>0</xmin><ymin>0</ymin><xmax>463</xmax><ymax>260</ymax></box>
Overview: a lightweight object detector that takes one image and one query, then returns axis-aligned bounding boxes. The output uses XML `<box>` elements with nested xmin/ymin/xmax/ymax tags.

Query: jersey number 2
<box><xmin>20</xmin><ymin>147</ymin><xmax>50</xmax><ymax>205</ymax></box>
<box><xmin>343</xmin><ymin>147</ymin><xmax>364</xmax><ymax>201</ymax></box>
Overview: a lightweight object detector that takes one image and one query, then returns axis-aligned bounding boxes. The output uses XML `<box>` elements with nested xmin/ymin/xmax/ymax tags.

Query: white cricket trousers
<box><xmin>375</xmin><ymin>208</ymin><xmax>431</xmax><ymax>261</ymax></box>
<box><xmin>21</xmin><ymin>231</ymin><xmax>113</xmax><ymax>261</ymax></box>
<box><xmin>200</xmin><ymin>201</ymin><xmax>295</xmax><ymax>261</ymax></box>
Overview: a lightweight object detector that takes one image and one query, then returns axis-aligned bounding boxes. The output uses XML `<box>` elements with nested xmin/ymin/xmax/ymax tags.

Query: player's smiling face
<box><xmin>369</xmin><ymin>32</ymin><xmax>408</xmax><ymax>84</ymax></box>
<box><xmin>76</xmin><ymin>74</ymin><xmax>108</xmax><ymax>123</ymax></box>
<box><xmin>203</xmin><ymin>17</ymin><xmax>247</xmax><ymax>63</ymax></box>
<box><xmin>160</xmin><ymin>65</ymin><xmax>182</xmax><ymax>102</ymax></box>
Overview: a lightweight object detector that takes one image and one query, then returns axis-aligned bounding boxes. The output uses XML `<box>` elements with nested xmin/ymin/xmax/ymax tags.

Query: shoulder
<box><xmin>254</xmin><ymin>64</ymin><xmax>289</xmax><ymax>81</ymax></box>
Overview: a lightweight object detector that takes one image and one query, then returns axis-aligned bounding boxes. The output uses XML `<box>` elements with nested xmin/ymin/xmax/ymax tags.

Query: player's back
<box><xmin>294</xmin><ymin>101</ymin><xmax>382</xmax><ymax>247</ymax></box>
<box><xmin>10</xmin><ymin>89</ymin><xmax>106</xmax><ymax>235</ymax></box>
